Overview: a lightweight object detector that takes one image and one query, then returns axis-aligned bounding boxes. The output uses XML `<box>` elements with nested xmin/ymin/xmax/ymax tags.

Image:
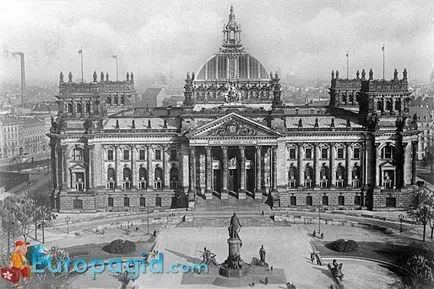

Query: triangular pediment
<box><xmin>187</xmin><ymin>112</ymin><xmax>280</xmax><ymax>138</ymax></box>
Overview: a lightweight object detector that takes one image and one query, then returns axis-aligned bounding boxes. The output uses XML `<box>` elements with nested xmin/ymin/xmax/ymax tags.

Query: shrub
<box><xmin>326</xmin><ymin>239</ymin><xmax>359</xmax><ymax>253</ymax></box>
<box><xmin>405</xmin><ymin>255</ymin><xmax>434</xmax><ymax>288</ymax></box>
<box><xmin>102</xmin><ymin>239</ymin><xmax>136</xmax><ymax>254</ymax></box>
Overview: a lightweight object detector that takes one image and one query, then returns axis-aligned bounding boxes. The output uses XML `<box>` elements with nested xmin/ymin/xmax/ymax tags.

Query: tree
<box><xmin>407</xmin><ymin>190</ymin><xmax>434</xmax><ymax>242</ymax></box>
<box><xmin>405</xmin><ymin>255</ymin><xmax>434</xmax><ymax>289</ymax></box>
<box><xmin>33</xmin><ymin>205</ymin><xmax>56</xmax><ymax>243</ymax></box>
<box><xmin>428</xmin><ymin>205</ymin><xmax>434</xmax><ymax>240</ymax></box>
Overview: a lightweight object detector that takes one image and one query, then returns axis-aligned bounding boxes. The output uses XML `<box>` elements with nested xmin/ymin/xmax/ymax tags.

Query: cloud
<box><xmin>0</xmin><ymin>0</ymin><xmax>433</xmax><ymax>85</ymax></box>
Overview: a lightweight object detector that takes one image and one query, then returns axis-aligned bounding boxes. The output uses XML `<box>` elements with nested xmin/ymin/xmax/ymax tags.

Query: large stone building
<box><xmin>48</xmin><ymin>6</ymin><xmax>420</xmax><ymax>212</ymax></box>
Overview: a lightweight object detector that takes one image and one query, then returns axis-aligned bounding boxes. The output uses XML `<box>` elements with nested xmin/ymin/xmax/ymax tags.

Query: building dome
<box><xmin>195</xmin><ymin>53</ymin><xmax>269</xmax><ymax>81</ymax></box>
<box><xmin>194</xmin><ymin>5</ymin><xmax>270</xmax><ymax>82</ymax></box>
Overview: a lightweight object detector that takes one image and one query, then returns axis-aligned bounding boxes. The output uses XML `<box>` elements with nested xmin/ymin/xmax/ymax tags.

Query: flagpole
<box><xmin>80</xmin><ymin>46</ymin><xmax>84</xmax><ymax>83</ymax></box>
<box><xmin>113</xmin><ymin>55</ymin><xmax>118</xmax><ymax>81</ymax></box>
<box><xmin>346</xmin><ymin>51</ymin><xmax>349</xmax><ymax>79</ymax></box>
<box><xmin>382</xmin><ymin>43</ymin><xmax>385</xmax><ymax>80</ymax></box>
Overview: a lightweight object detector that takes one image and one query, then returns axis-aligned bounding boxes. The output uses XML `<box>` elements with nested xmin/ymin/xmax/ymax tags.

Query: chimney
<box><xmin>12</xmin><ymin>52</ymin><xmax>25</xmax><ymax>104</ymax></box>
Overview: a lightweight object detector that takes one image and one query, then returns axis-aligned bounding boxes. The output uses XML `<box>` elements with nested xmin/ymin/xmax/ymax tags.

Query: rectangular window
<box><xmin>353</xmin><ymin>148</ymin><xmax>360</xmax><ymax>159</ymax></box>
<box><xmin>140</xmin><ymin>197</ymin><xmax>146</xmax><ymax>207</ymax></box>
<box><xmin>108</xmin><ymin>197</ymin><xmax>114</xmax><ymax>207</ymax></box>
<box><xmin>124</xmin><ymin>197</ymin><xmax>130</xmax><ymax>207</ymax></box>
<box><xmin>124</xmin><ymin>150</ymin><xmax>130</xmax><ymax>161</ymax></box>
<box><xmin>107</xmin><ymin>150</ymin><xmax>114</xmax><ymax>161</ymax></box>
<box><xmin>170</xmin><ymin>149</ymin><xmax>177</xmax><ymax>161</ymax></box>
<box><xmin>305</xmin><ymin>148</ymin><xmax>312</xmax><ymax>159</ymax></box>
<box><xmin>321</xmin><ymin>148</ymin><xmax>328</xmax><ymax>159</ymax></box>
<box><xmin>384</xmin><ymin>146</ymin><xmax>393</xmax><ymax>159</ymax></box>
<box><xmin>139</xmin><ymin>149</ymin><xmax>146</xmax><ymax>160</ymax></box>
<box><xmin>155</xmin><ymin>149</ymin><xmax>161</xmax><ymax>160</ymax></box>
<box><xmin>337</xmin><ymin>148</ymin><xmax>344</xmax><ymax>159</ymax></box>
<box><xmin>289</xmin><ymin>148</ymin><xmax>296</xmax><ymax>159</ymax></box>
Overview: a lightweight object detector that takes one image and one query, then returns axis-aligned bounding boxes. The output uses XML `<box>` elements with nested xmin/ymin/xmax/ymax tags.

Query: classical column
<box><xmin>205</xmin><ymin>146</ymin><xmax>213</xmax><ymax>199</ymax></box>
<box><xmin>221</xmin><ymin>146</ymin><xmax>229</xmax><ymax>199</ymax></box>
<box><xmin>147</xmin><ymin>145</ymin><xmax>153</xmax><ymax>190</ymax></box>
<box><xmin>376</xmin><ymin>144</ymin><xmax>381</xmax><ymax>187</ymax></box>
<box><xmin>50</xmin><ymin>141</ymin><xmax>57</xmax><ymax>190</ymax></box>
<box><xmin>239</xmin><ymin>146</ymin><xmax>246</xmax><ymax>199</ymax></box>
<box><xmin>417</xmin><ymin>134</ymin><xmax>423</xmax><ymax>160</ymax></box>
<box><xmin>412</xmin><ymin>141</ymin><xmax>417</xmax><ymax>184</ymax></box>
<box><xmin>403</xmin><ymin>142</ymin><xmax>411</xmax><ymax>186</ymax></box>
<box><xmin>254</xmin><ymin>146</ymin><xmax>262</xmax><ymax>198</ymax></box>
<box><xmin>131</xmin><ymin>145</ymin><xmax>136</xmax><ymax>189</ymax></box>
<box><xmin>297</xmin><ymin>144</ymin><xmax>303</xmax><ymax>187</ymax></box>
<box><xmin>114</xmin><ymin>145</ymin><xmax>119</xmax><ymax>188</ymax></box>
<box><xmin>163</xmin><ymin>145</ymin><xmax>169</xmax><ymax>189</ymax></box>
<box><xmin>189</xmin><ymin>147</ymin><xmax>197</xmax><ymax>192</ymax></box>
<box><xmin>330</xmin><ymin>143</ymin><xmax>336</xmax><ymax>187</ymax></box>
<box><xmin>88</xmin><ymin>145</ymin><xmax>94</xmax><ymax>189</ymax></box>
<box><xmin>346</xmin><ymin>143</ymin><xmax>351</xmax><ymax>187</ymax></box>
<box><xmin>314</xmin><ymin>143</ymin><xmax>320</xmax><ymax>187</ymax></box>
<box><xmin>56</xmin><ymin>145</ymin><xmax>63</xmax><ymax>191</ymax></box>
<box><xmin>271</xmin><ymin>146</ymin><xmax>278</xmax><ymax>193</ymax></box>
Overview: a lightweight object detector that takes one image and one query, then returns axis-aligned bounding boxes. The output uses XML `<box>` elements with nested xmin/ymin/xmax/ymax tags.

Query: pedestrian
<box><xmin>312</xmin><ymin>230</ymin><xmax>316</xmax><ymax>237</ymax></box>
<box><xmin>264</xmin><ymin>276</ymin><xmax>268</xmax><ymax>285</ymax></box>
<box><xmin>310</xmin><ymin>252</ymin><xmax>315</xmax><ymax>263</ymax></box>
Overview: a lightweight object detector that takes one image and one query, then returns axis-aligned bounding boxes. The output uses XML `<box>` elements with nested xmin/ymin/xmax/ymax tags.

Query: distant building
<box><xmin>139</xmin><ymin>88</ymin><xmax>167</xmax><ymax>107</ymax></box>
<box><xmin>0</xmin><ymin>116</ymin><xmax>48</xmax><ymax>162</ymax></box>
<box><xmin>162</xmin><ymin>95</ymin><xmax>184</xmax><ymax>107</ymax></box>
<box><xmin>409</xmin><ymin>105</ymin><xmax>433</xmax><ymax>160</ymax></box>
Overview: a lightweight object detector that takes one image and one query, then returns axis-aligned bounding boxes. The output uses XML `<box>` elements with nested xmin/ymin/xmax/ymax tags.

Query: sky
<box><xmin>1</xmin><ymin>0</ymin><xmax>433</xmax><ymax>85</ymax></box>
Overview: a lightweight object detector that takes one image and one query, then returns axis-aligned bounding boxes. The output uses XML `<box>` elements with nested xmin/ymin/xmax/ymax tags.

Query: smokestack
<box><xmin>12</xmin><ymin>52</ymin><xmax>25</xmax><ymax>104</ymax></box>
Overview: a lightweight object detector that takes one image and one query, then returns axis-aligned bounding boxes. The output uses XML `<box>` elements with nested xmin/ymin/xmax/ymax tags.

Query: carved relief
<box><xmin>207</xmin><ymin>118</ymin><xmax>258</xmax><ymax>136</ymax></box>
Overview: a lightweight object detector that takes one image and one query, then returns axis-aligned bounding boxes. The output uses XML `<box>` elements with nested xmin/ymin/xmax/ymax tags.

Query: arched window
<box><xmin>338</xmin><ymin>195</ymin><xmax>345</xmax><ymax>206</ymax></box>
<box><xmin>288</xmin><ymin>165</ymin><xmax>297</xmax><ymax>188</ymax></box>
<box><xmin>123</xmin><ymin>167</ymin><xmax>132</xmax><ymax>190</ymax></box>
<box><xmin>106</xmin><ymin>96</ymin><xmax>112</xmax><ymax>105</ymax></box>
<box><xmin>107</xmin><ymin>168</ymin><xmax>116</xmax><ymax>189</ymax></box>
<box><xmin>395</xmin><ymin>100</ymin><xmax>401</xmax><ymax>112</ymax></box>
<box><xmin>349</xmin><ymin>93</ymin><xmax>354</xmax><ymax>103</ymax></box>
<box><xmin>304</xmin><ymin>165</ymin><xmax>313</xmax><ymax>187</ymax></box>
<box><xmin>290</xmin><ymin>196</ymin><xmax>297</xmax><ymax>206</ymax></box>
<box><xmin>170</xmin><ymin>167</ymin><xmax>179</xmax><ymax>190</ymax></box>
<box><xmin>73</xmin><ymin>199</ymin><xmax>83</xmax><ymax>210</ymax></box>
<box><xmin>322</xmin><ymin>195</ymin><xmax>329</xmax><ymax>206</ymax></box>
<box><xmin>377</xmin><ymin>101</ymin><xmax>382</xmax><ymax>111</ymax></box>
<box><xmin>336</xmin><ymin>164</ymin><xmax>345</xmax><ymax>187</ymax></box>
<box><xmin>138</xmin><ymin>167</ymin><xmax>148</xmax><ymax>189</ymax></box>
<box><xmin>114</xmin><ymin>96</ymin><xmax>118</xmax><ymax>105</ymax></box>
<box><xmin>77</xmin><ymin>102</ymin><xmax>83</xmax><ymax>114</ymax></box>
<box><xmin>354</xmin><ymin>195</ymin><xmax>361</xmax><ymax>206</ymax></box>
<box><xmin>386</xmin><ymin>100</ymin><xmax>392</xmax><ymax>111</ymax></box>
<box><xmin>320</xmin><ymin>164</ymin><xmax>329</xmax><ymax>188</ymax></box>
<box><xmin>154</xmin><ymin>167</ymin><xmax>163</xmax><ymax>189</ymax></box>
<box><xmin>86</xmin><ymin>102</ymin><xmax>91</xmax><ymax>113</ymax></box>
<box><xmin>67</xmin><ymin>103</ymin><xmax>73</xmax><ymax>114</ymax></box>
<box><xmin>342</xmin><ymin>93</ymin><xmax>347</xmax><ymax>103</ymax></box>
<box><xmin>352</xmin><ymin>165</ymin><xmax>361</xmax><ymax>187</ymax></box>
<box><xmin>72</xmin><ymin>148</ymin><xmax>83</xmax><ymax>161</ymax></box>
<box><xmin>382</xmin><ymin>145</ymin><xmax>395</xmax><ymax>159</ymax></box>
<box><xmin>124</xmin><ymin>197</ymin><xmax>130</xmax><ymax>207</ymax></box>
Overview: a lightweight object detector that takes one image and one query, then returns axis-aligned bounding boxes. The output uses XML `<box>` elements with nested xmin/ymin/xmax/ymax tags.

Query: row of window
<box><xmin>288</xmin><ymin>195</ymin><xmax>362</xmax><ymax>206</ymax></box>
<box><xmin>106</xmin><ymin>149</ymin><xmax>177</xmax><ymax>161</ymax></box>
<box><xmin>66</xmin><ymin>102</ymin><xmax>94</xmax><ymax>114</ymax></box>
<box><xmin>288</xmin><ymin>147</ymin><xmax>360</xmax><ymax>160</ymax></box>
<box><xmin>287</xmin><ymin>165</ymin><xmax>361</xmax><ymax>188</ymax></box>
<box><xmin>106</xmin><ymin>95</ymin><xmax>126</xmax><ymax>106</ymax></box>
<box><xmin>72</xmin><ymin>196</ymin><xmax>163</xmax><ymax>210</ymax></box>
<box><xmin>105</xmin><ymin>167</ymin><xmax>179</xmax><ymax>190</ymax></box>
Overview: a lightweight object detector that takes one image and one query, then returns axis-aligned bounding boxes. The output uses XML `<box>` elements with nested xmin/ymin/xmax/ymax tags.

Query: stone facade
<box><xmin>48</xmin><ymin>6</ymin><xmax>420</xmax><ymax>212</ymax></box>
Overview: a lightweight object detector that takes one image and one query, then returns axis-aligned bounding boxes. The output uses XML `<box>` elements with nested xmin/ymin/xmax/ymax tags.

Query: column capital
<box><xmin>222</xmin><ymin>146</ymin><xmax>228</xmax><ymax>152</ymax></box>
<box><xmin>205</xmin><ymin>146</ymin><xmax>212</xmax><ymax>152</ymax></box>
<box><xmin>239</xmin><ymin>145</ymin><xmax>246</xmax><ymax>152</ymax></box>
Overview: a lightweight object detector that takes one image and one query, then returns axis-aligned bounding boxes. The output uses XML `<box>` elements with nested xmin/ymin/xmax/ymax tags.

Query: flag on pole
<box><xmin>346</xmin><ymin>51</ymin><xmax>349</xmax><ymax>58</ymax></box>
<box><xmin>112</xmin><ymin>55</ymin><xmax>117</xmax><ymax>59</ymax></box>
<box><xmin>381</xmin><ymin>44</ymin><xmax>385</xmax><ymax>51</ymax></box>
<box><xmin>78</xmin><ymin>48</ymin><xmax>82</xmax><ymax>54</ymax></box>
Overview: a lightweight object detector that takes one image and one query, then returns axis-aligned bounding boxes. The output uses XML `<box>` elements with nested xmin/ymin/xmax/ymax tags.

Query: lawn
<box><xmin>313</xmin><ymin>239</ymin><xmax>434</xmax><ymax>267</ymax></box>
<box><xmin>64</xmin><ymin>235</ymin><xmax>156</xmax><ymax>262</ymax></box>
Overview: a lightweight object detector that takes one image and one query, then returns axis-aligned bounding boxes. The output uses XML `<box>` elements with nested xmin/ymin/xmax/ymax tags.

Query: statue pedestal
<box><xmin>219</xmin><ymin>238</ymin><xmax>250</xmax><ymax>278</ymax></box>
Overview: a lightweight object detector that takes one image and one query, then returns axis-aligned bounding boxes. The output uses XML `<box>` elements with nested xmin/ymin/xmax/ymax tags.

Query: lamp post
<box><xmin>318</xmin><ymin>204</ymin><xmax>322</xmax><ymax>235</ymax></box>
<box><xmin>147</xmin><ymin>208</ymin><xmax>150</xmax><ymax>235</ymax></box>
<box><xmin>65</xmin><ymin>216</ymin><xmax>71</xmax><ymax>234</ymax></box>
<box><xmin>399</xmin><ymin>214</ymin><xmax>404</xmax><ymax>233</ymax></box>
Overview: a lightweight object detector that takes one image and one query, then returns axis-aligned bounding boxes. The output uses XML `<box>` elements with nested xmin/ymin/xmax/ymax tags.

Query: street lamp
<box><xmin>399</xmin><ymin>214</ymin><xmax>404</xmax><ymax>233</ymax></box>
<box><xmin>65</xmin><ymin>216</ymin><xmax>71</xmax><ymax>234</ymax></box>
<box><xmin>147</xmin><ymin>208</ymin><xmax>150</xmax><ymax>235</ymax></box>
<box><xmin>318</xmin><ymin>204</ymin><xmax>322</xmax><ymax>235</ymax></box>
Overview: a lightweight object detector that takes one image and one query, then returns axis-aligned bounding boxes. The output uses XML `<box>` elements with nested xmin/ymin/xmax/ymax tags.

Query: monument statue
<box><xmin>229</xmin><ymin>212</ymin><xmax>242</xmax><ymax>243</ymax></box>
<box><xmin>259</xmin><ymin>245</ymin><xmax>266</xmax><ymax>263</ymax></box>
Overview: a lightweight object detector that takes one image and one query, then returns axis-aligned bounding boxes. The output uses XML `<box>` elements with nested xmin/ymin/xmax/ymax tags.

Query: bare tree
<box><xmin>407</xmin><ymin>190</ymin><xmax>434</xmax><ymax>242</ymax></box>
